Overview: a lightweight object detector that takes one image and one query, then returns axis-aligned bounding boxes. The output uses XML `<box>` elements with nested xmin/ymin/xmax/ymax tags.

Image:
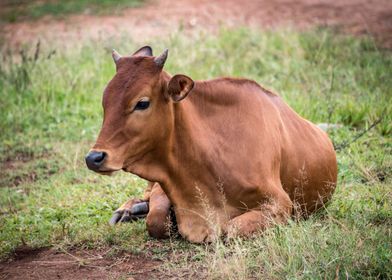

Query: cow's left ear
<box><xmin>167</xmin><ymin>74</ymin><xmax>194</xmax><ymax>102</ymax></box>
<box><xmin>132</xmin><ymin>46</ymin><xmax>153</xmax><ymax>57</ymax></box>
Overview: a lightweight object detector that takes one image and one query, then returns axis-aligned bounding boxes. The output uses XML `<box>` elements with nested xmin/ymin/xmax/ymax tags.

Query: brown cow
<box><xmin>85</xmin><ymin>46</ymin><xmax>337</xmax><ymax>243</ymax></box>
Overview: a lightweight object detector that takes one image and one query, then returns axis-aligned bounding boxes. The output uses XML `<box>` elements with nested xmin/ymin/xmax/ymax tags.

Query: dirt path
<box><xmin>0</xmin><ymin>247</ymin><xmax>163</xmax><ymax>280</ymax></box>
<box><xmin>2</xmin><ymin>0</ymin><xmax>392</xmax><ymax>49</ymax></box>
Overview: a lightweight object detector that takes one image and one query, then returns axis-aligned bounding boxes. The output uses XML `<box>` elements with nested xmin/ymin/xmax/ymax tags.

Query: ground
<box><xmin>0</xmin><ymin>247</ymin><xmax>161</xmax><ymax>280</ymax></box>
<box><xmin>2</xmin><ymin>0</ymin><xmax>392</xmax><ymax>49</ymax></box>
<box><xmin>0</xmin><ymin>0</ymin><xmax>391</xmax><ymax>279</ymax></box>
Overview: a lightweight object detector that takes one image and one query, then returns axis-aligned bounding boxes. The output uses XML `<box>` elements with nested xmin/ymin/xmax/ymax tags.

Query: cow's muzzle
<box><xmin>85</xmin><ymin>151</ymin><xmax>107</xmax><ymax>172</ymax></box>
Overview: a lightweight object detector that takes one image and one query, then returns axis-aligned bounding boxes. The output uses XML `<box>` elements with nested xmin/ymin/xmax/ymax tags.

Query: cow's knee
<box><xmin>146</xmin><ymin>212</ymin><xmax>170</xmax><ymax>238</ymax></box>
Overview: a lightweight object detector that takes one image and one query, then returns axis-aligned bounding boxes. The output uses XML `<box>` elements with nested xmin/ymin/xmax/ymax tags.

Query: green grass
<box><xmin>0</xmin><ymin>0</ymin><xmax>145</xmax><ymax>23</ymax></box>
<box><xmin>0</xmin><ymin>28</ymin><xmax>391</xmax><ymax>279</ymax></box>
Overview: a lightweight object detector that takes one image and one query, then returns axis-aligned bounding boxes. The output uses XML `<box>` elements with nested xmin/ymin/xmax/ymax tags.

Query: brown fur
<box><xmin>88</xmin><ymin>48</ymin><xmax>337</xmax><ymax>243</ymax></box>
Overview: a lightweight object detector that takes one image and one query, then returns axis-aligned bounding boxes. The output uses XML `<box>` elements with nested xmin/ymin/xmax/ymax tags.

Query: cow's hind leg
<box><xmin>226</xmin><ymin>196</ymin><xmax>292</xmax><ymax>238</ymax></box>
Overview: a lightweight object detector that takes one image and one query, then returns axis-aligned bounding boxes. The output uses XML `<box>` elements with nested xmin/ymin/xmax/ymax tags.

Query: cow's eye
<box><xmin>134</xmin><ymin>100</ymin><xmax>150</xmax><ymax>110</ymax></box>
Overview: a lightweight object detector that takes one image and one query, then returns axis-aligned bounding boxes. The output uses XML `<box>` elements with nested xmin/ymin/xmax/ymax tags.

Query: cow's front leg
<box><xmin>109</xmin><ymin>181</ymin><xmax>154</xmax><ymax>225</ymax></box>
<box><xmin>226</xmin><ymin>189</ymin><xmax>293</xmax><ymax>238</ymax></box>
<box><xmin>145</xmin><ymin>183</ymin><xmax>173</xmax><ymax>238</ymax></box>
<box><xmin>109</xmin><ymin>182</ymin><xmax>174</xmax><ymax>239</ymax></box>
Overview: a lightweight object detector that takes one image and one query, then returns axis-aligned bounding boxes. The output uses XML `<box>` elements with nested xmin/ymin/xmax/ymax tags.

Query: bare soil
<box><xmin>2</xmin><ymin>0</ymin><xmax>392</xmax><ymax>49</ymax></box>
<box><xmin>0</xmin><ymin>150</ymin><xmax>59</xmax><ymax>188</ymax></box>
<box><xmin>0</xmin><ymin>246</ymin><xmax>163</xmax><ymax>280</ymax></box>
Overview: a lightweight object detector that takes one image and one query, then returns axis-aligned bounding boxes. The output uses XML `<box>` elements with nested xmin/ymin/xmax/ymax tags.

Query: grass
<box><xmin>0</xmin><ymin>0</ymin><xmax>145</xmax><ymax>23</ymax></box>
<box><xmin>0</xmin><ymin>27</ymin><xmax>391</xmax><ymax>279</ymax></box>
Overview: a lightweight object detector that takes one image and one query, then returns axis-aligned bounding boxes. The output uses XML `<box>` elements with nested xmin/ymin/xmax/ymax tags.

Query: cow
<box><xmin>85</xmin><ymin>46</ymin><xmax>337</xmax><ymax>243</ymax></box>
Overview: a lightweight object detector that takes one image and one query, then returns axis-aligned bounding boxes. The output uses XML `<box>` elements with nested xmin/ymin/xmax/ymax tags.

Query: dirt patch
<box><xmin>0</xmin><ymin>152</ymin><xmax>60</xmax><ymax>188</ymax></box>
<box><xmin>2</xmin><ymin>0</ymin><xmax>392</xmax><ymax>49</ymax></box>
<box><xmin>0</xmin><ymin>246</ymin><xmax>163</xmax><ymax>280</ymax></box>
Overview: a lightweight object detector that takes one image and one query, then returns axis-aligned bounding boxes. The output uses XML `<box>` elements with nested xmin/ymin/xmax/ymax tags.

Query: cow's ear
<box><xmin>167</xmin><ymin>74</ymin><xmax>194</xmax><ymax>102</ymax></box>
<box><xmin>132</xmin><ymin>46</ymin><xmax>153</xmax><ymax>57</ymax></box>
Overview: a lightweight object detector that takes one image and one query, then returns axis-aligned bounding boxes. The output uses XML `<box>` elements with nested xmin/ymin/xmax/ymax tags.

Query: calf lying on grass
<box><xmin>85</xmin><ymin>46</ymin><xmax>337</xmax><ymax>243</ymax></box>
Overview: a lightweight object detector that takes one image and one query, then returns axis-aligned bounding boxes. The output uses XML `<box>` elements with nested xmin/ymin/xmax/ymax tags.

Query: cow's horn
<box><xmin>112</xmin><ymin>49</ymin><xmax>122</xmax><ymax>63</ymax></box>
<box><xmin>154</xmin><ymin>49</ymin><xmax>168</xmax><ymax>68</ymax></box>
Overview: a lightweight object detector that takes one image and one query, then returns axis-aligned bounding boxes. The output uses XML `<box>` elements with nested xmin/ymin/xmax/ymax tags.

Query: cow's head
<box><xmin>85</xmin><ymin>46</ymin><xmax>194</xmax><ymax>175</ymax></box>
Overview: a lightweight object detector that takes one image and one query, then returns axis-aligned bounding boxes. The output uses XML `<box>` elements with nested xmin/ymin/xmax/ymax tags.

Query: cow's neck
<box><xmin>164</xmin><ymin>83</ymin><xmax>226</xmax><ymax>208</ymax></box>
<box><xmin>138</xmin><ymin>84</ymin><xmax>217</xmax><ymax>199</ymax></box>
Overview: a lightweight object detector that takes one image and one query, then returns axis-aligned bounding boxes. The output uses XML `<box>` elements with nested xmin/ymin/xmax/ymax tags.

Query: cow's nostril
<box><xmin>85</xmin><ymin>151</ymin><xmax>107</xmax><ymax>171</ymax></box>
<box><xmin>94</xmin><ymin>152</ymin><xmax>106</xmax><ymax>163</ymax></box>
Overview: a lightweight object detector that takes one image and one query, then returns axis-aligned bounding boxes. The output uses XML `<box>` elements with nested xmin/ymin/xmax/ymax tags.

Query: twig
<box><xmin>83</xmin><ymin>248</ymin><xmax>111</xmax><ymax>259</ymax></box>
<box><xmin>59</xmin><ymin>248</ymin><xmax>83</xmax><ymax>261</ymax></box>
<box><xmin>105</xmin><ymin>256</ymin><xmax>127</xmax><ymax>269</ymax></box>
<box><xmin>334</xmin><ymin>116</ymin><xmax>383</xmax><ymax>151</ymax></box>
<box><xmin>33</xmin><ymin>40</ymin><xmax>41</xmax><ymax>62</ymax></box>
<box><xmin>326</xmin><ymin>66</ymin><xmax>335</xmax><ymax>130</ymax></box>
<box><xmin>32</xmin><ymin>260</ymin><xmax>77</xmax><ymax>265</ymax></box>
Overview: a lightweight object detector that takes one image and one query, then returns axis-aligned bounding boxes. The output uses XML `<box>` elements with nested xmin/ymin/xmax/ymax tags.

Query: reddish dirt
<box><xmin>0</xmin><ymin>247</ymin><xmax>163</xmax><ymax>280</ymax></box>
<box><xmin>2</xmin><ymin>0</ymin><xmax>392</xmax><ymax>49</ymax></box>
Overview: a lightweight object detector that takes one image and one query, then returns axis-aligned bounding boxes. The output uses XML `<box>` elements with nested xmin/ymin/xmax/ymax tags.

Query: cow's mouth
<box><xmin>98</xmin><ymin>172</ymin><xmax>114</xmax><ymax>176</ymax></box>
<box><xmin>96</xmin><ymin>169</ymin><xmax>119</xmax><ymax>176</ymax></box>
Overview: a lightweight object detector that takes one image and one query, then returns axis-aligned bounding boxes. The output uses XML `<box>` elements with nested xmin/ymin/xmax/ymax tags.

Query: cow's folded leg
<box><xmin>109</xmin><ymin>181</ymin><xmax>175</xmax><ymax>239</ymax></box>
<box><xmin>226</xmin><ymin>195</ymin><xmax>292</xmax><ymax>239</ymax></box>
<box><xmin>109</xmin><ymin>198</ymin><xmax>149</xmax><ymax>225</ymax></box>
<box><xmin>109</xmin><ymin>181</ymin><xmax>155</xmax><ymax>225</ymax></box>
<box><xmin>146</xmin><ymin>183</ymin><xmax>173</xmax><ymax>239</ymax></box>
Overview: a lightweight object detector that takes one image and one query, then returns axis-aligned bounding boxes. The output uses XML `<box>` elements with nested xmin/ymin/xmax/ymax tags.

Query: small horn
<box><xmin>112</xmin><ymin>49</ymin><xmax>122</xmax><ymax>63</ymax></box>
<box><xmin>154</xmin><ymin>49</ymin><xmax>168</xmax><ymax>68</ymax></box>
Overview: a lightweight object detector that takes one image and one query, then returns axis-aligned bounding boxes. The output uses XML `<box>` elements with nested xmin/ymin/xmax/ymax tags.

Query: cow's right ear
<box><xmin>166</xmin><ymin>74</ymin><xmax>194</xmax><ymax>102</ymax></box>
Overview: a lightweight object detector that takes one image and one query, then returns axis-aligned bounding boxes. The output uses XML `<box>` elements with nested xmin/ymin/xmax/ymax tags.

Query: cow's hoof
<box><xmin>109</xmin><ymin>201</ymin><xmax>149</xmax><ymax>225</ymax></box>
